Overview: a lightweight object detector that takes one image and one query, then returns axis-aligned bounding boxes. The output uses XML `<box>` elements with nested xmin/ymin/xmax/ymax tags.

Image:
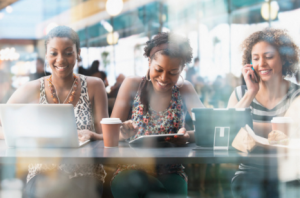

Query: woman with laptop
<box><xmin>110</xmin><ymin>32</ymin><xmax>205</xmax><ymax>198</ymax></box>
<box><xmin>0</xmin><ymin>26</ymin><xmax>108</xmax><ymax>197</ymax></box>
<box><xmin>228</xmin><ymin>28</ymin><xmax>300</xmax><ymax>198</ymax></box>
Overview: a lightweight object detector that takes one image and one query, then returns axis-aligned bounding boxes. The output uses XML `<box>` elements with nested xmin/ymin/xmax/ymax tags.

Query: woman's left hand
<box><xmin>165</xmin><ymin>128</ymin><xmax>189</xmax><ymax>146</ymax></box>
<box><xmin>78</xmin><ymin>130</ymin><xmax>94</xmax><ymax>142</ymax></box>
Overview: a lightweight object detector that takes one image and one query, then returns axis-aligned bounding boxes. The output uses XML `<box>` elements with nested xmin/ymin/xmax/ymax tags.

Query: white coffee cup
<box><xmin>100</xmin><ymin>118</ymin><xmax>122</xmax><ymax>147</ymax></box>
<box><xmin>271</xmin><ymin>117</ymin><xmax>294</xmax><ymax>135</ymax></box>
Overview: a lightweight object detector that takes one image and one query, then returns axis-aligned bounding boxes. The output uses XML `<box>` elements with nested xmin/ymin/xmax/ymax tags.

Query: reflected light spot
<box><xmin>6</xmin><ymin>6</ymin><xmax>13</xmax><ymax>14</ymax></box>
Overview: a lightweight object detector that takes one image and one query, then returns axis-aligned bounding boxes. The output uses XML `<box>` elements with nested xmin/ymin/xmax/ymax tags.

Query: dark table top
<box><xmin>0</xmin><ymin>140</ymin><xmax>297</xmax><ymax>165</ymax></box>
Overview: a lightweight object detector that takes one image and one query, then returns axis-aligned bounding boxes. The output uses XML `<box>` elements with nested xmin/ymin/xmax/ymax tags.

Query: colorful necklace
<box><xmin>47</xmin><ymin>74</ymin><xmax>78</xmax><ymax>104</ymax></box>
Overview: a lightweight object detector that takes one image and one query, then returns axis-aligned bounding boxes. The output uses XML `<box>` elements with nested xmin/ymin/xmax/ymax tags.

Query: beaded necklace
<box><xmin>47</xmin><ymin>74</ymin><xmax>78</xmax><ymax>104</ymax></box>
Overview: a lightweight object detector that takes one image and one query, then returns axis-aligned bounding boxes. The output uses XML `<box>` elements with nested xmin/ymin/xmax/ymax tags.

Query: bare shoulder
<box><xmin>121</xmin><ymin>76</ymin><xmax>143</xmax><ymax>92</ymax></box>
<box><xmin>8</xmin><ymin>79</ymin><xmax>40</xmax><ymax>103</ymax></box>
<box><xmin>18</xmin><ymin>79</ymin><xmax>40</xmax><ymax>96</ymax></box>
<box><xmin>179</xmin><ymin>80</ymin><xmax>195</xmax><ymax>95</ymax></box>
<box><xmin>85</xmin><ymin>76</ymin><xmax>105</xmax><ymax>89</ymax></box>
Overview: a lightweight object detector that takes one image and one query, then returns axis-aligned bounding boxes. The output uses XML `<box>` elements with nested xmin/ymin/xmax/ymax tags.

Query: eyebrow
<box><xmin>49</xmin><ymin>46</ymin><xmax>73</xmax><ymax>51</ymax></box>
<box><xmin>252</xmin><ymin>51</ymin><xmax>274</xmax><ymax>56</ymax></box>
<box><xmin>156</xmin><ymin>64</ymin><xmax>180</xmax><ymax>71</ymax></box>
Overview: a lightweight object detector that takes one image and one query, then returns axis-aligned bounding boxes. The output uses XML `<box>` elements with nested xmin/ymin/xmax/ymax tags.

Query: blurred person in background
<box><xmin>0</xmin><ymin>26</ymin><xmax>108</xmax><ymax>198</ymax></box>
<box><xmin>194</xmin><ymin>76</ymin><xmax>211</xmax><ymax>104</ymax></box>
<box><xmin>108</xmin><ymin>74</ymin><xmax>125</xmax><ymax>116</ymax></box>
<box><xmin>77</xmin><ymin>56</ymin><xmax>89</xmax><ymax>75</ymax></box>
<box><xmin>110</xmin><ymin>32</ymin><xmax>206</xmax><ymax>198</ymax></box>
<box><xmin>209</xmin><ymin>75</ymin><xmax>223</xmax><ymax>107</ymax></box>
<box><xmin>29</xmin><ymin>57</ymin><xmax>51</xmax><ymax>81</ymax></box>
<box><xmin>92</xmin><ymin>70</ymin><xmax>109</xmax><ymax>87</ymax></box>
<box><xmin>228</xmin><ymin>28</ymin><xmax>300</xmax><ymax>198</ymax></box>
<box><xmin>78</xmin><ymin>60</ymin><xmax>109</xmax><ymax>87</ymax></box>
<box><xmin>186</xmin><ymin>57</ymin><xmax>200</xmax><ymax>86</ymax></box>
<box><xmin>0</xmin><ymin>71</ymin><xmax>15</xmax><ymax>103</ymax></box>
<box><xmin>108</xmin><ymin>74</ymin><xmax>125</xmax><ymax>98</ymax></box>
<box><xmin>78</xmin><ymin>60</ymin><xmax>100</xmax><ymax>76</ymax></box>
<box><xmin>87</xmin><ymin>60</ymin><xmax>100</xmax><ymax>76</ymax></box>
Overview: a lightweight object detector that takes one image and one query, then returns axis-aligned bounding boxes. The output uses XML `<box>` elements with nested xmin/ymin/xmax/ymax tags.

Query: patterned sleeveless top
<box><xmin>26</xmin><ymin>75</ymin><xmax>106</xmax><ymax>183</ymax></box>
<box><xmin>113</xmin><ymin>78</ymin><xmax>187</xmax><ymax>182</ymax></box>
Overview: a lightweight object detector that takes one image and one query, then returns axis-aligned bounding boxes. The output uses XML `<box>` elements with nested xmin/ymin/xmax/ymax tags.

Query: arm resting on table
<box><xmin>92</xmin><ymin>133</ymin><xmax>103</xmax><ymax>140</ymax></box>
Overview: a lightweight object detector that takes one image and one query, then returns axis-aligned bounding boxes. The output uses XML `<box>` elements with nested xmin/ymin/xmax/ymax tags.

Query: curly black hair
<box><xmin>143</xmin><ymin>32</ymin><xmax>193</xmax><ymax>65</ymax></box>
<box><xmin>241</xmin><ymin>28</ymin><xmax>300</xmax><ymax>77</ymax></box>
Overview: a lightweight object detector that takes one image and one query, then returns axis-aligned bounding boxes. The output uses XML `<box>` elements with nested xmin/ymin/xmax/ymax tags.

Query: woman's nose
<box><xmin>160</xmin><ymin>72</ymin><xmax>167</xmax><ymax>81</ymax></box>
<box><xmin>56</xmin><ymin>54</ymin><xmax>64</xmax><ymax>64</ymax></box>
<box><xmin>258</xmin><ymin>57</ymin><xmax>266</xmax><ymax>67</ymax></box>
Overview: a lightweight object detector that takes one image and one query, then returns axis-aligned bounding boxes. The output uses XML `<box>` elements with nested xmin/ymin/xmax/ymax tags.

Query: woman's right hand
<box><xmin>242</xmin><ymin>64</ymin><xmax>259</xmax><ymax>96</ymax></box>
<box><xmin>120</xmin><ymin>120</ymin><xmax>139</xmax><ymax>140</ymax></box>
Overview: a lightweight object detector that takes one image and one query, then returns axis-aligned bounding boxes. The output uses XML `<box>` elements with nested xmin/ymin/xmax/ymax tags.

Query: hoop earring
<box><xmin>145</xmin><ymin>69</ymin><xmax>151</xmax><ymax>81</ymax></box>
<box><xmin>176</xmin><ymin>75</ymin><xmax>184</xmax><ymax>88</ymax></box>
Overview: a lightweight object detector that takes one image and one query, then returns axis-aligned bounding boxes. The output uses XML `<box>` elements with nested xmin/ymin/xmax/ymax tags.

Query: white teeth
<box><xmin>261</xmin><ymin>70</ymin><xmax>269</xmax><ymax>74</ymax></box>
<box><xmin>56</xmin><ymin>66</ymin><xmax>67</xmax><ymax>69</ymax></box>
<box><xmin>158</xmin><ymin>82</ymin><xmax>167</xmax><ymax>86</ymax></box>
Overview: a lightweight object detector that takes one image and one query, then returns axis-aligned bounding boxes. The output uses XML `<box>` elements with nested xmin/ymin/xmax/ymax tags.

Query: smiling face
<box><xmin>46</xmin><ymin>37</ymin><xmax>80</xmax><ymax>78</ymax></box>
<box><xmin>149</xmin><ymin>52</ymin><xmax>183</xmax><ymax>93</ymax></box>
<box><xmin>251</xmin><ymin>41</ymin><xmax>283</xmax><ymax>82</ymax></box>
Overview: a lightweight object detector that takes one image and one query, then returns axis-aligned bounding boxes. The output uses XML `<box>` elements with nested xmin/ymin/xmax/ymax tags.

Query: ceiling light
<box><xmin>106</xmin><ymin>0</ymin><xmax>123</xmax><ymax>16</ymax></box>
<box><xmin>261</xmin><ymin>1</ymin><xmax>279</xmax><ymax>21</ymax></box>
<box><xmin>6</xmin><ymin>6</ymin><xmax>13</xmax><ymax>13</ymax></box>
<box><xmin>107</xmin><ymin>32</ymin><xmax>119</xmax><ymax>45</ymax></box>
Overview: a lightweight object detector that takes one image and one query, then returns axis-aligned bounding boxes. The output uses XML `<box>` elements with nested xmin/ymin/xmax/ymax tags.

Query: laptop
<box><xmin>0</xmin><ymin>104</ymin><xmax>89</xmax><ymax>148</ymax></box>
<box><xmin>191</xmin><ymin>108</ymin><xmax>253</xmax><ymax>150</ymax></box>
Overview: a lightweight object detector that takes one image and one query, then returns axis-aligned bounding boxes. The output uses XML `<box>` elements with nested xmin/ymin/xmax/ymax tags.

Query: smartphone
<box><xmin>250</xmin><ymin>60</ymin><xmax>259</xmax><ymax>83</ymax></box>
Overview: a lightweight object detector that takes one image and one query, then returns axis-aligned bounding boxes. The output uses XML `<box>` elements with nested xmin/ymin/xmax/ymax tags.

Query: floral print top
<box><xmin>113</xmin><ymin>78</ymin><xmax>187</xmax><ymax>182</ymax></box>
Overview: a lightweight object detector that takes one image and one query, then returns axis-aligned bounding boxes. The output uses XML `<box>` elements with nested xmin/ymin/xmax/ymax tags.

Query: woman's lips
<box><xmin>157</xmin><ymin>81</ymin><xmax>168</xmax><ymax>88</ymax></box>
<box><xmin>259</xmin><ymin>69</ymin><xmax>271</xmax><ymax>75</ymax></box>
<box><xmin>54</xmin><ymin>66</ymin><xmax>68</xmax><ymax>71</ymax></box>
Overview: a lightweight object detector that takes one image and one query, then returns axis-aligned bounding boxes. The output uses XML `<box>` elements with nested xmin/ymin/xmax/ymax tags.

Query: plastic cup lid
<box><xmin>100</xmin><ymin>118</ymin><xmax>122</xmax><ymax>124</ymax></box>
<box><xmin>271</xmin><ymin>117</ymin><xmax>294</xmax><ymax>123</ymax></box>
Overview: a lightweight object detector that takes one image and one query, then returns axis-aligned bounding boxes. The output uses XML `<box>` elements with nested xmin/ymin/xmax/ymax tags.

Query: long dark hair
<box><xmin>140</xmin><ymin>32</ymin><xmax>193</xmax><ymax>114</ymax></box>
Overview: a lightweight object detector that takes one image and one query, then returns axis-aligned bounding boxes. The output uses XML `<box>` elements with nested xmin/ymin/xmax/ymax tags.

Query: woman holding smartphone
<box><xmin>228</xmin><ymin>28</ymin><xmax>300</xmax><ymax>198</ymax></box>
<box><xmin>110</xmin><ymin>32</ymin><xmax>205</xmax><ymax>198</ymax></box>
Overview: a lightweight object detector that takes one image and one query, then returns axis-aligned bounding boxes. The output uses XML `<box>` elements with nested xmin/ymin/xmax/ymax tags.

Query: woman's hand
<box><xmin>78</xmin><ymin>130</ymin><xmax>94</xmax><ymax>142</ymax></box>
<box><xmin>166</xmin><ymin>128</ymin><xmax>189</xmax><ymax>146</ymax></box>
<box><xmin>120</xmin><ymin>120</ymin><xmax>139</xmax><ymax>140</ymax></box>
<box><xmin>242</xmin><ymin>64</ymin><xmax>259</xmax><ymax>96</ymax></box>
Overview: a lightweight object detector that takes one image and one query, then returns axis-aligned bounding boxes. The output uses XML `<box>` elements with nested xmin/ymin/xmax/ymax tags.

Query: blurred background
<box><xmin>1</xmin><ymin>0</ymin><xmax>300</xmax><ymax>107</ymax></box>
<box><xmin>1</xmin><ymin>1</ymin><xmax>300</xmax><ymax>197</ymax></box>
